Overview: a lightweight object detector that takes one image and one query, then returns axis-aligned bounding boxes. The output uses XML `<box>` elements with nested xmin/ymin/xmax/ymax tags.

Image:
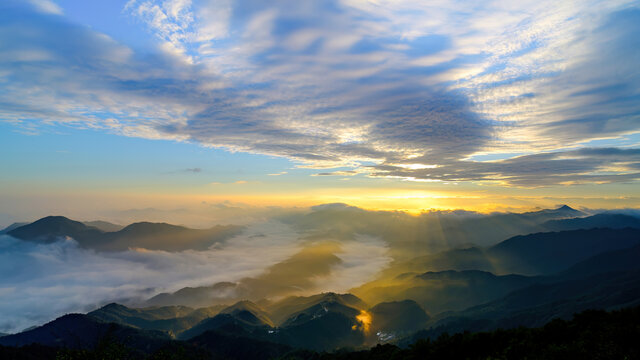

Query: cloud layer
<box><xmin>0</xmin><ymin>219</ymin><xmax>390</xmax><ymax>333</ymax></box>
<box><xmin>1</xmin><ymin>0</ymin><xmax>639</xmax><ymax>186</ymax></box>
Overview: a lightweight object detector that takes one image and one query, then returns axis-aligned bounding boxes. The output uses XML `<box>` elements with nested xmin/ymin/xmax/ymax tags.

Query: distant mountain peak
<box><xmin>82</xmin><ymin>220</ymin><xmax>123</xmax><ymax>232</ymax></box>
<box><xmin>221</xmin><ymin>300</ymin><xmax>274</xmax><ymax>326</ymax></box>
<box><xmin>25</xmin><ymin>216</ymin><xmax>86</xmax><ymax>226</ymax></box>
<box><xmin>555</xmin><ymin>205</ymin><xmax>583</xmax><ymax>213</ymax></box>
<box><xmin>33</xmin><ymin>216</ymin><xmax>84</xmax><ymax>226</ymax></box>
<box><xmin>118</xmin><ymin>222</ymin><xmax>188</xmax><ymax>234</ymax></box>
<box><xmin>40</xmin><ymin>215</ymin><xmax>71</xmax><ymax>221</ymax></box>
<box><xmin>0</xmin><ymin>222</ymin><xmax>28</xmax><ymax>234</ymax></box>
<box><xmin>7</xmin><ymin>216</ymin><xmax>102</xmax><ymax>244</ymax></box>
<box><xmin>7</xmin><ymin>216</ymin><xmax>242</xmax><ymax>252</ymax></box>
<box><xmin>101</xmin><ymin>302</ymin><xmax>128</xmax><ymax>310</ymax></box>
<box><xmin>418</xmin><ymin>269</ymin><xmax>497</xmax><ymax>280</ymax></box>
<box><xmin>545</xmin><ymin>205</ymin><xmax>581</xmax><ymax>214</ymax></box>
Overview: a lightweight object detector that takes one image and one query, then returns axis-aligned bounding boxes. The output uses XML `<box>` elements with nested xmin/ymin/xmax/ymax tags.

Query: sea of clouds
<box><xmin>0</xmin><ymin>220</ymin><xmax>390</xmax><ymax>333</ymax></box>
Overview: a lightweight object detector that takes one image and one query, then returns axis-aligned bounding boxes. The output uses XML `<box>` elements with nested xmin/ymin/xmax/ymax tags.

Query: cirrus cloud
<box><xmin>0</xmin><ymin>0</ymin><xmax>639</xmax><ymax>186</ymax></box>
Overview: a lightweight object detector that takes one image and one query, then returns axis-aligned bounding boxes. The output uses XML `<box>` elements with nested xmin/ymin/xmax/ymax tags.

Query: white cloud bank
<box><xmin>0</xmin><ymin>220</ymin><xmax>390</xmax><ymax>333</ymax></box>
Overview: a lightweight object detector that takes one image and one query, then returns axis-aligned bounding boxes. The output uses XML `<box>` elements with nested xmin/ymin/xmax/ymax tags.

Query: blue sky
<box><xmin>1</xmin><ymin>0</ymin><xmax>639</xmax><ymax>223</ymax></box>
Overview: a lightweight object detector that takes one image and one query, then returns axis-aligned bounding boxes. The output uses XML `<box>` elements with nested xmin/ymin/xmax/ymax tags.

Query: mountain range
<box><xmin>3</xmin><ymin>230</ymin><xmax>640</xmax><ymax>351</ymax></box>
<box><xmin>2</xmin><ymin>216</ymin><xmax>243</xmax><ymax>251</ymax></box>
<box><xmin>1</xmin><ymin>206</ymin><xmax>640</xmax><ymax>358</ymax></box>
<box><xmin>280</xmin><ymin>204</ymin><xmax>587</xmax><ymax>253</ymax></box>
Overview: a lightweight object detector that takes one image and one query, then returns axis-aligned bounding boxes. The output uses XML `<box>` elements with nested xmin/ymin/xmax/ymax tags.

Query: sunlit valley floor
<box><xmin>1</xmin><ymin>204</ymin><xmax>640</xmax><ymax>359</ymax></box>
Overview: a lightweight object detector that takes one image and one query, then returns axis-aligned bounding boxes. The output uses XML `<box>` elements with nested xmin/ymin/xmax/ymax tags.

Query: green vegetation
<box><xmin>282</xmin><ymin>307</ymin><xmax>640</xmax><ymax>360</ymax></box>
<box><xmin>1</xmin><ymin>306</ymin><xmax>638</xmax><ymax>360</ymax></box>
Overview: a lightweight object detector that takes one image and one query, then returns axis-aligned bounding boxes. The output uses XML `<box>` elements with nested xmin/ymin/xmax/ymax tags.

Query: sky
<box><xmin>1</xmin><ymin>0</ymin><xmax>640</xmax><ymax>226</ymax></box>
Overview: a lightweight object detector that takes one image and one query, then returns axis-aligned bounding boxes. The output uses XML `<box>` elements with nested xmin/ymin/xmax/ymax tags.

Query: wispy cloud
<box><xmin>313</xmin><ymin>170</ymin><xmax>359</xmax><ymax>176</ymax></box>
<box><xmin>370</xmin><ymin>147</ymin><xmax>640</xmax><ymax>187</ymax></box>
<box><xmin>26</xmin><ymin>0</ymin><xmax>62</xmax><ymax>15</ymax></box>
<box><xmin>1</xmin><ymin>0</ymin><xmax>639</xmax><ymax>187</ymax></box>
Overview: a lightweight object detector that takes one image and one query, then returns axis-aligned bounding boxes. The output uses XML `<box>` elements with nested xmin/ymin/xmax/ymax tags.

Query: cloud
<box><xmin>236</xmin><ymin>235</ymin><xmax>390</xmax><ymax>300</ymax></box>
<box><xmin>0</xmin><ymin>214</ymin><xmax>391</xmax><ymax>333</ymax></box>
<box><xmin>106</xmin><ymin>202</ymin><xmax>296</xmax><ymax>227</ymax></box>
<box><xmin>164</xmin><ymin>168</ymin><xmax>203</xmax><ymax>174</ymax></box>
<box><xmin>26</xmin><ymin>0</ymin><xmax>62</xmax><ymax>15</ymax></box>
<box><xmin>1</xmin><ymin>0</ymin><xmax>639</xmax><ymax>187</ymax></box>
<box><xmin>370</xmin><ymin>147</ymin><xmax>640</xmax><ymax>187</ymax></box>
<box><xmin>0</xmin><ymin>221</ymin><xmax>302</xmax><ymax>333</ymax></box>
<box><xmin>238</xmin><ymin>241</ymin><xmax>344</xmax><ymax>299</ymax></box>
<box><xmin>313</xmin><ymin>170</ymin><xmax>358</xmax><ymax>176</ymax></box>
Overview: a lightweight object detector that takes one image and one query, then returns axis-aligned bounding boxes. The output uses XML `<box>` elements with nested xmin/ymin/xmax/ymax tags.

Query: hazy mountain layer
<box><xmin>0</xmin><ymin>222</ymin><xmax>28</xmax><ymax>234</ymax></box>
<box><xmin>2</xmin><ymin>207</ymin><xmax>640</xmax><ymax>355</ymax></box>
<box><xmin>279</xmin><ymin>205</ymin><xmax>584</xmax><ymax>259</ymax></box>
<box><xmin>179</xmin><ymin>300</ymin><xmax>274</xmax><ymax>340</ymax></box>
<box><xmin>88</xmin><ymin>303</ymin><xmax>225</xmax><ymax>337</ymax></box>
<box><xmin>411</xmin><ymin>245</ymin><xmax>640</xmax><ymax>339</ymax></box>
<box><xmin>352</xmin><ymin>227</ymin><xmax>640</xmax><ymax>312</ymax></box>
<box><xmin>420</xmin><ymin>270</ymin><xmax>640</xmax><ymax>340</ymax></box>
<box><xmin>541</xmin><ymin>213</ymin><xmax>640</xmax><ymax>231</ymax></box>
<box><xmin>369</xmin><ymin>300</ymin><xmax>430</xmax><ymax>337</ymax></box>
<box><xmin>486</xmin><ymin>227</ymin><xmax>640</xmax><ymax>275</ymax></box>
<box><xmin>6</xmin><ymin>216</ymin><xmax>243</xmax><ymax>251</ymax></box>
<box><xmin>82</xmin><ymin>220</ymin><xmax>124</xmax><ymax>232</ymax></box>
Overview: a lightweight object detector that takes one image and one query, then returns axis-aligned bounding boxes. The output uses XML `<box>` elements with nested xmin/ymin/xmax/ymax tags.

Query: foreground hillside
<box><xmin>1</xmin><ymin>306</ymin><xmax>638</xmax><ymax>360</ymax></box>
<box><xmin>284</xmin><ymin>306</ymin><xmax>640</xmax><ymax>360</ymax></box>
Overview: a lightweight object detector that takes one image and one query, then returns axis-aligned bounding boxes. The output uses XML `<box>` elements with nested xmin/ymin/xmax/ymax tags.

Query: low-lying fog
<box><xmin>0</xmin><ymin>219</ymin><xmax>391</xmax><ymax>333</ymax></box>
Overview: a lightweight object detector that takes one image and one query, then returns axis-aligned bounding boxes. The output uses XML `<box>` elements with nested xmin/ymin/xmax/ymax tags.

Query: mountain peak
<box><xmin>0</xmin><ymin>222</ymin><xmax>28</xmax><ymax>234</ymax></box>
<box><xmin>33</xmin><ymin>216</ymin><xmax>81</xmax><ymax>226</ymax></box>
<box><xmin>100</xmin><ymin>302</ymin><xmax>128</xmax><ymax>310</ymax></box>
<box><xmin>117</xmin><ymin>222</ymin><xmax>188</xmax><ymax>235</ymax></box>
<box><xmin>553</xmin><ymin>205</ymin><xmax>584</xmax><ymax>216</ymax></box>
<box><xmin>525</xmin><ymin>204</ymin><xmax>583</xmax><ymax>218</ymax></box>
<box><xmin>40</xmin><ymin>215</ymin><xmax>69</xmax><ymax>220</ymax></box>
<box><xmin>7</xmin><ymin>216</ymin><xmax>101</xmax><ymax>243</ymax></box>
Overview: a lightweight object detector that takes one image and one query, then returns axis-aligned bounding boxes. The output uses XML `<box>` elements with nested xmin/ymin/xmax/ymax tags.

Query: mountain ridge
<box><xmin>6</xmin><ymin>215</ymin><xmax>243</xmax><ymax>252</ymax></box>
